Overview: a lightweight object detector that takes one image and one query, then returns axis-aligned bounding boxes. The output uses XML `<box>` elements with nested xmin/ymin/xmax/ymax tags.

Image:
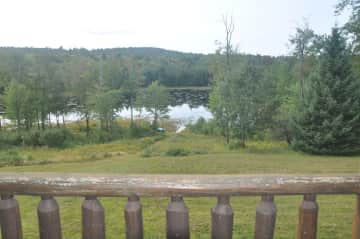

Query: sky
<box><xmin>0</xmin><ymin>0</ymin><xmax>351</xmax><ymax>56</ymax></box>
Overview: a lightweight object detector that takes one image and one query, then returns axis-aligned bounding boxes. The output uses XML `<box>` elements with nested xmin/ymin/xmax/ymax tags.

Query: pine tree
<box><xmin>291</xmin><ymin>28</ymin><xmax>360</xmax><ymax>155</ymax></box>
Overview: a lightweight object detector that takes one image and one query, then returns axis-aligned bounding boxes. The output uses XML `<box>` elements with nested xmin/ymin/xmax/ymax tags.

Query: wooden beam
<box><xmin>0</xmin><ymin>173</ymin><xmax>359</xmax><ymax>197</ymax></box>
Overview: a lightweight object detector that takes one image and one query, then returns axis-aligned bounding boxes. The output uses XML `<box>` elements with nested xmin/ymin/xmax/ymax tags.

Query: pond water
<box><xmin>121</xmin><ymin>89</ymin><xmax>213</xmax><ymax>127</ymax></box>
<box><xmin>1</xmin><ymin>89</ymin><xmax>213</xmax><ymax>129</ymax></box>
<box><xmin>117</xmin><ymin>103</ymin><xmax>212</xmax><ymax>127</ymax></box>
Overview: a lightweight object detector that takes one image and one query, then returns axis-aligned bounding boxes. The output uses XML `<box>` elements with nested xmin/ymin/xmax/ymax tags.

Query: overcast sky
<box><xmin>0</xmin><ymin>0</ymin><xmax>350</xmax><ymax>56</ymax></box>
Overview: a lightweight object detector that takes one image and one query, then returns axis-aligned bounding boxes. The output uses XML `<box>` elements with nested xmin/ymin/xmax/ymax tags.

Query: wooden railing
<box><xmin>0</xmin><ymin>173</ymin><xmax>359</xmax><ymax>239</ymax></box>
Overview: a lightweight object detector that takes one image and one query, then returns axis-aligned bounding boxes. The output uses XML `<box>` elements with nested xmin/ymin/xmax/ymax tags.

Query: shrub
<box><xmin>0</xmin><ymin>150</ymin><xmax>25</xmax><ymax>166</ymax></box>
<box><xmin>88</xmin><ymin>129</ymin><xmax>115</xmax><ymax>144</ymax></box>
<box><xmin>103</xmin><ymin>152</ymin><xmax>112</xmax><ymax>158</ymax></box>
<box><xmin>187</xmin><ymin>118</ymin><xmax>219</xmax><ymax>136</ymax></box>
<box><xmin>141</xmin><ymin>147</ymin><xmax>154</xmax><ymax>158</ymax></box>
<box><xmin>39</xmin><ymin>128</ymin><xmax>73</xmax><ymax>148</ymax></box>
<box><xmin>228</xmin><ymin>140</ymin><xmax>246</xmax><ymax>150</ymax></box>
<box><xmin>127</xmin><ymin>124</ymin><xmax>154</xmax><ymax>138</ymax></box>
<box><xmin>0</xmin><ymin>131</ymin><xmax>22</xmax><ymax>147</ymax></box>
<box><xmin>22</xmin><ymin>130</ymin><xmax>41</xmax><ymax>146</ymax></box>
<box><xmin>165</xmin><ymin>148</ymin><xmax>190</xmax><ymax>157</ymax></box>
<box><xmin>191</xmin><ymin>148</ymin><xmax>208</xmax><ymax>155</ymax></box>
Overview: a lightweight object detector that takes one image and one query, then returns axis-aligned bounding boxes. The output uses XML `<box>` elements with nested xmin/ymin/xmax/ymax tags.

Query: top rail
<box><xmin>0</xmin><ymin>173</ymin><xmax>359</xmax><ymax>197</ymax></box>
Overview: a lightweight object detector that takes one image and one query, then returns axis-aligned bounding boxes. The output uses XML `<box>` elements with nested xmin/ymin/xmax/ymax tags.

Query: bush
<box><xmin>187</xmin><ymin>118</ymin><xmax>219</xmax><ymax>135</ymax></box>
<box><xmin>88</xmin><ymin>129</ymin><xmax>116</xmax><ymax>144</ymax></box>
<box><xmin>22</xmin><ymin>130</ymin><xmax>41</xmax><ymax>146</ymax></box>
<box><xmin>228</xmin><ymin>140</ymin><xmax>246</xmax><ymax>150</ymax></box>
<box><xmin>165</xmin><ymin>148</ymin><xmax>190</xmax><ymax>157</ymax></box>
<box><xmin>0</xmin><ymin>150</ymin><xmax>25</xmax><ymax>166</ymax></box>
<box><xmin>191</xmin><ymin>148</ymin><xmax>208</xmax><ymax>155</ymax></box>
<box><xmin>39</xmin><ymin>128</ymin><xmax>73</xmax><ymax>148</ymax></box>
<box><xmin>0</xmin><ymin>131</ymin><xmax>22</xmax><ymax>147</ymax></box>
<box><xmin>141</xmin><ymin>147</ymin><xmax>154</xmax><ymax>157</ymax></box>
<box><xmin>127</xmin><ymin>124</ymin><xmax>154</xmax><ymax>138</ymax></box>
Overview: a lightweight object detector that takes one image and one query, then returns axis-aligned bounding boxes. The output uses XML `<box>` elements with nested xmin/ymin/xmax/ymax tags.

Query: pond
<box><xmin>118</xmin><ymin>89</ymin><xmax>213</xmax><ymax>127</ymax></box>
<box><xmin>0</xmin><ymin>89</ymin><xmax>213</xmax><ymax>129</ymax></box>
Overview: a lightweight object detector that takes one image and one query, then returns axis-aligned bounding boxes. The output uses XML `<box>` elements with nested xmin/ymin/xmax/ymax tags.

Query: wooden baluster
<box><xmin>166</xmin><ymin>196</ymin><xmax>190</xmax><ymax>239</ymax></box>
<box><xmin>38</xmin><ymin>195</ymin><xmax>62</xmax><ymax>239</ymax></box>
<box><xmin>297</xmin><ymin>194</ymin><xmax>318</xmax><ymax>239</ymax></box>
<box><xmin>0</xmin><ymin>194</ymin><xmax>23</xmax><ymax>239</ymax></box>
<box><xmin>353</xmin><ymin>194</ymin><xmax>360</xmax><ymax>239</ymax></box>
<box><xmin>254</xmin><ymin>195</ymin><xmax>276</xmax><ymax>239</ymax></box>
<box><xmin>211</xmin><ymin>195</ymin><xmax>233</xmax><ymax>239</ymax></box>
<box><xmin>125</xmin><ymin>195</ymin><xmax>143</xmax><ymax>239</ymax></box>
<box><xmin>82</xmin><ymin>196</ymin><xmax>105</xmax><ymax>239</ymax></box>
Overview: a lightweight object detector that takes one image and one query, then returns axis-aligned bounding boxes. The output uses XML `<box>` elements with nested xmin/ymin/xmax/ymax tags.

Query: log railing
<box><xmin>0</xmin><ymin>173</ymin><xmax>359</xmax><ymax>239</ymax></box>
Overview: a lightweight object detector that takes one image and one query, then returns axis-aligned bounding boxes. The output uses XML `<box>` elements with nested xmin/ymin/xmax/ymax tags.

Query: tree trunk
<box><xmin>225</xmin><ymin>121</ymin><xmax>230</xmax><ymax>144</ymax></box>
<box><xmin>56</xmin><ymin>113</ymin><xmax>60</xmax><ymax>128</ymax></box>
<box><xmin>300</xmin><ymin>57</ymin><xmax>305</xmax><ymax>100</ymax></box>
<box><xmin>62</xmin><ymin>114</ymin><xmax>65</xmax><ymax>127</ymax></box>
<box><xmin>37</xmin><ymin>116</ymin><xmax>40</xmax><ymax>130</ymax></box>
<box><xmin>241</xmin><ymin>126</ymin><xmax>247</xmax><ymax>148</ymax></box>
<box><xmin>85</xmin><ymin>113</ymin><xmax>90</xmax><ymax>137</ymax></box>
<box><xmin>48</xmin><ymin>114</ymin><xmax>52</xmax><ymax>128</ymax></box>
<box><xmin>130</xmin><ymin>103</ymin><xmax>134</xmax><ymax>127</ymax></box>
<box><xmin>153</xmin><ymin>110</ymin><xmax>158</xmax><ymax>129</ymax></box>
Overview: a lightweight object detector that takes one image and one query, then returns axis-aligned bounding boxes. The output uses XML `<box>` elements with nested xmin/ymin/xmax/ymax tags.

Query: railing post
<box><xmin>254</xmin><ymin>195</ymin><xmax>276</xmax><ymax>239</ymax></box>
<box><xmin>166</xmin><ymin>196</ymin><xmax>190</xmax><ymax>239</ymax></box>
<box><xmin>353</xmin><ymin>194</ymin><xmax>360</xmax><ymax>239</ymax></box>
<box><xmin>0</xmin><ymin>194</ymin><xmax>23</xmax><ymax>239</ymax></box>
<box><xmin>82</xmin><ymin>196</ymin><xmax>105</xmax><ymax>239</ymax></box>
<box><xmin>211</xmin><ymin>195</ymin><xmax>233</xmax><ymax>239</ymax></box>
<box><xmin>38</xmin><ymin>195</ymin><xmax>62</xmax><ymax>239</ymax></box>
<box><xmin>124</xmin><ymin>195</ymin><xmax>143</xmax><ymax>239</ymax></box>
<box><xmin>297</xmin><ymin>194</ymin><xmax>318</xmax><ymax>239</ymax></box>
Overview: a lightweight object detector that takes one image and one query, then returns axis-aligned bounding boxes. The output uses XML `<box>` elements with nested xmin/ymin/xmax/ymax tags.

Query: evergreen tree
<box><xmin>291</xmin><ymin>28</ymin><xmax>360</xmax><ymax>155</ymax></box>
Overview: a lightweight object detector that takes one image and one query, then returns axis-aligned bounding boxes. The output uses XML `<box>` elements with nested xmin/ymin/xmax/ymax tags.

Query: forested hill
<box><xmin>0</xmin><ymin>47</ymin><xmax>286</xmax><ymax>89</ymax></box>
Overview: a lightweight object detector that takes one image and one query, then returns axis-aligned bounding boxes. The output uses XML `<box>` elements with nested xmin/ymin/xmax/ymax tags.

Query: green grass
<box><xmin>0</xmin><ymin>132</ymin><xmax>359</xmax><ymax>238</ymax></box>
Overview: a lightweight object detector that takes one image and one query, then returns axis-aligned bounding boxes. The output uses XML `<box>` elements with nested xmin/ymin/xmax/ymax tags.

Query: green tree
<box><xmin>137</xmin><ymin>81</ymin><xmax>169</xmax><ymax>128</ymax></box>
<box><xmin>92</xmin><ymin>89</ymin><xmax>120</xmax><ymax>132</ymax></box>
<box><xmin>289</xmin><ymin>21</ymin><xmax>316</xmax><ymax>100</ymax></box>
<box><xmin>3</xmin><ymin>81</ymin><xmax>28</xmax><ymax>129</ymax></box>
<box><xmin>121</xmin><ymin>58</ymin><xmax>144</xmax><ymax>126</ymax></box>
<box><xmin>291</xmin><ymin>28</ymin><xmax>360</xmax><ymax>155</ymax></box>
<box><xmin>209</xmin><ymin>15</ymin><xmax>235</xmax><ymax>144</ymax></box>
<box><xmin>65</xmin><ymin>57</ymin><xmax>98</xmax><ymax>136</ymax></box>
<box><xmin>209</xmin><ymin>77</ymin><xmax>234</xmax><ymax>144</ymax></box>
<box><xmin>336</xmin><ymin>0</ymin><xmax>360</xmax><ymax>52</ymax></box>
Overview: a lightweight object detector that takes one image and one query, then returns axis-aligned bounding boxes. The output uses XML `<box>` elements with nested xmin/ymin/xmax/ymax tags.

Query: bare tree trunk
<box><xmin>48</xmin><ymin>114</ymin><xmax>52</xmax><ymax>128</ymax></box>
<box><xmin>130</xmin><ymin>103</ymin><xmax>134</xmax><ymax>127</ymax></box>
<box><xmin>37</xmin><ymin>113</ymin><xmax>40</xmax><ymax>130</ymax></box>
<box><xmin>56</xmin><ymin>113</ymin><xmax>60</xmax><ymax>128</ymax></box>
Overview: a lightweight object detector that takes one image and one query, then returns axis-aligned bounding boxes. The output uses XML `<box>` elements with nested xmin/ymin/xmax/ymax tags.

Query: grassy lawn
<box><xmin>0</xmin><ymin>132</ymin><xmax>359</xmax><ymax>238</ymax></box>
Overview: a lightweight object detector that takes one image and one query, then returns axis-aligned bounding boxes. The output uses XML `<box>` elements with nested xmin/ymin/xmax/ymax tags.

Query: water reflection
<box><xmin>168</xmin><ymin>89</ymin><xmax>209</xmax><ymax>107</ymax></box>
<box><xmin>117</xmin><ymin>104</ymin><xmax>212</xmax><ymax>126</ymax></box>
<box><xmin>1</xmin><ymin>89</ymin><xmax>213</xmax><ymax>128</ymax></box>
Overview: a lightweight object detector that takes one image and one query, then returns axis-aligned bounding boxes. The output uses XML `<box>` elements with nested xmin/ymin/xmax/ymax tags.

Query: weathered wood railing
<box><xmin>0</xmin><ymin>173</ymin><xmax>359</xmax><ymax>239</ymax></box>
